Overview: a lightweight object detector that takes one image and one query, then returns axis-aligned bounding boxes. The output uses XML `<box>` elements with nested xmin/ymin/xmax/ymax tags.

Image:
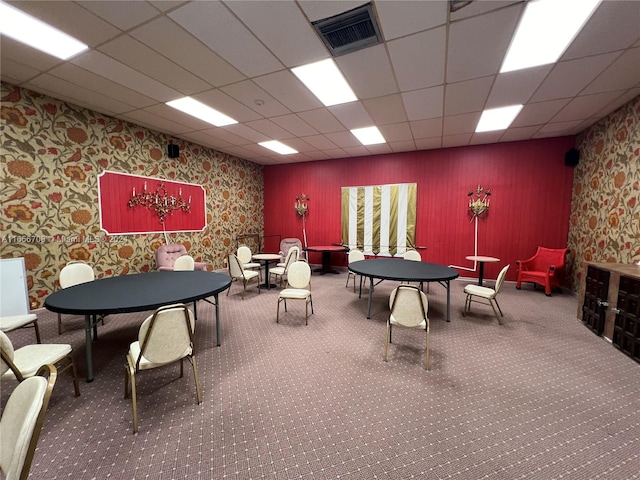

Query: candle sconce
<box><xmin>295</xmin><ymin>193</ymin><xmax>310</xmax><ymax>217</ymax></box>
<box><xmin>468</xmin><ymin>185</ymin><xmax>491</xmax><ymax>218</ymax></box>
<box><xmin>128</xmin><ymin>181</ymin><xmax>190</xmax><ymax>224</ymax></box>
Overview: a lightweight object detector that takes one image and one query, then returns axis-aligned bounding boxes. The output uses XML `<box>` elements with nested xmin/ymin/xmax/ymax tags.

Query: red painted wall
<box><xmin>263</xmin><ymin>137</ymin><xmax>576</xmax><ymax>282</ymax></box>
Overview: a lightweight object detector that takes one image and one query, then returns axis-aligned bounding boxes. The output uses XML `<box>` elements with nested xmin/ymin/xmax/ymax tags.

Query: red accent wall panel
<box><xmin>98</xmin><ymin>171</ymin><xmax>206</xmax><ymax>234</ymax></box>
<box><xmin>264</xmin><ymin>137</ymin><xmax>576</xmax><ymax>282</ymax></box>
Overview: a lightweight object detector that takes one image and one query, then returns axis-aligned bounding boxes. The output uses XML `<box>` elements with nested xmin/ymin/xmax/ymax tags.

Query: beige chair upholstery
<box><xmin>227</xmin><ymin>253</ymin><xmax>260</xmax><ymax>299</ymax></box>
<box><xmin>237</xmin><ymin>245</ymin><xmax>262</xmax><ymax>280</ymax></box>
<box><xmin>57</xmin><ymin>260</ymin><xmax>102</xmax><ymax>335</ymax></box>
<box><xmin>155</xmin><ymin>244</ymin><xmax>207</xmax><ymax>271</ymax></box>
<box><xmin>403</xmin><ymin>249</ymin><xmax>427</xmax><ymax>291</ymax></box>
<box><xmin>463</xmin><ymin>265</ymin><xmax>510</xmax><ymax>324</ymax></box>
<box><xmin>124</xmin><ymin>304</ymin><xmax>201</xmax><ymax>434</ymax></box>
<box><xmin>277</xmin><ymin>261</ymin><xmax>313</xmax><ymax>325</ymax></box>
<box><xmin>0</xmin><ymin>363</ymin><xmax>56</xmax><ymax>480</ymax></box>
<box><xmin>0</xmin><ymin>314</ymin><xmax>41</xmax><ymax>343</ymax></box>
<box><xmin>384</xmin><ymin>285</ymin><xmax>431</xmax><ymax>370</ymax></box>
<box><xmin>270</xmin><ymin>246</ymin><xmax>299</xmax><ymax>287</ymax></box>
<box><xmin>0</xmin><ymin>330</ymin><xmax>80</xmax><ymax>397</ymax></box>
<box><xmin>173</xmin><ymin>254</ymin><xmax>196</xmax><ymax>271</ymax></box>
<box><xmin>345</xmin><ymin>249</ymin><xmax>365</xmax><ymax>293</ymax></box>
<box><xmin>278</xmin><ymin>238</ymin><xmax>304</xmax><ymax>266</ymax></box>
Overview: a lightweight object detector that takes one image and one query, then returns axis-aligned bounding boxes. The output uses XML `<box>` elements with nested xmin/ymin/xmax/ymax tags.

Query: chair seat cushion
<box><xmin>3</xmin><ymin>344</ymin><xmax>72</xmax><ymax>377</ymax></box>
<box><xmin>0</xmin><ymin>314</ymin><xmax>37</xmax><ymax>331</ymax></box>
<box><xmin>390</xmin><ymin>315</ymin><xmax>426</xmax><ymax>328</ymax></box>
<box><xmin>270</xmin><ymin>267</ymin><xmax>286</xmax><ymax>276</ymax></box>
<box><xmin>242</xmin><ymin>270</ymin><xmax>260</xmax><ymax>280</ymax></box>
<box><xmin>244</xmin><ymin>262</ymin><xmax>261</xmax><ymax>270</ymax></box>
<box><xmin>127</xmin><ymin>341</ymin><xmax>192</xmax><ymax>371</ymax></box>
<box><xmin>464</xmin><ymin>284</ymin><xmax>496</xmax><ymax>299</ymax></box>
<box><xmin>279</xmin><ymin>289</ymin><xmax>310</xmax><ymax>300</ymax></box>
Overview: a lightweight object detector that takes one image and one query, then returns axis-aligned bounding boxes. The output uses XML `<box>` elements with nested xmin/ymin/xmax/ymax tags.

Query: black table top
<box><xmin>44</xmin><ymin>271</ymin><xmax>231</xmax><ymax>316</ymax></box>
<box><xmin>348</xmin><ymin>258</ymin><xmax>459</xmax><ymax>282</ymax></box>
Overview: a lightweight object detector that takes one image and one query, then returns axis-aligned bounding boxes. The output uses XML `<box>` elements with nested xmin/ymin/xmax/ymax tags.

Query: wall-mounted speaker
<box><xmin>564</xmin><ymin>147</ymin><xmax>579</xmax><ymax>167</ymax></box>
<box><xmin>167</xmin><ymin>144</ymin><xmax>180</xmax><ymax>158</ymax></box>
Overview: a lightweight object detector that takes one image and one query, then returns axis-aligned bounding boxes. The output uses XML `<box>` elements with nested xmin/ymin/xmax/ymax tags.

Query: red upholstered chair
<box><xmin>155</xmin><ymin>244</ymin><xmax>207</xmax><ymax>271</ymax></box>
<box><xmin>516</xmin><ymin>246</ymin><xmax>569</xmax><ymax>296</ymax></box>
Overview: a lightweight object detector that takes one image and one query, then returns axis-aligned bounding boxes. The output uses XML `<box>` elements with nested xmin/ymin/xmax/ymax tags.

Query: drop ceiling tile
<box><xmin>592</xmin><ymin>88</ymin><xmax>640</xmax><ymax>119</ymax></box>
<box><xmin>144</xmin><ymin>103</ymin><xmax>216</xmax><ymax>130</ymax></box>
<box><xmin>535</xmin><ymin>120</ymin><xmax>584</xmax><ymax>136</ymax></box>
<box><xmin>0</xmin><ymin>58</ymin><xmax>41</xmax><ymax>83</ymax></box>
<box><xmin>243</xmin><ymin>119</ymin><xmax>293</xmax><ymax>140</ymax></box>
<box><xmin>387</xmin><ymin>27</ymin><xmax>447</xmax><ymax>91</ymax></box>
<box><xmin>192</xmin><ymin>90</ymin><xmax>262</xmax><ymax>123</ymax></box>
<box><xmin>510</xmin><ymin>99</ymin><xmax>571</xmax><ymax>128</ymax></box>
<box><xmin>328</xmin><ymin>102</ymin><xmax>373</xmax><ymax>129</ymax></box>
<box><xmin>48</xmin><ymin>63</ymin><xmax>157</xmax><ymax>109</ymax></box>
<box><xmin>223</xmin><ymin>0</ymin><xmax>327</xmax><ymax>67</ymax></box>
<box><xmin>450</xmin><ymin>0</ymin><xmax>521</xmax><ymax>21</ymax></box>
<box><xmin>181</xmin><ymin>131</ymin><xmax>233</xmax><ymax>149</ymax></box>
<box><xmin>401</xmin><ymin>86</ymin><xmax>445</xmax><ymax>121</ymax></box>
<box><xmin>389</xmin><ymin>140</ymin><xmax>417</xmax><ymax>153</ymax></box>
<box><xmin>375</xmin><ymin>1</ymin><xmax>447</xmax><ymax>41</ymax></box>
<box><xmin>363</xmin><ymin>94</ymin><xmax>408</xmax><ymax>125</ymax></box>
<box><xmin>337</xmin><ymin>44</ymin><xmax>399</xmax><ymax>100</ymax></box>
<box><xmin>343</xmin><ymin>146</ymin><xmax>371</xmax><ymax>157</ymax></box>
<box><xmin>583</xmin><ymin>47</ymin><xmax>640</xmax><ymax>94</ymax></box>
<box><xmin>0</xmin><ymin>36</ymin><xmax>64</xmax><ymax>72</ymax></box>
<box><xmin>300</xmin><ymin>135</ymin><xmax>339</xmax><ymax>150</ymax></box>
<box><xmin>443</xmin><ymin>112</ymin><xmax>480</xmax><ymax>136</ymax></box>
<box><xmin>130</xmin><ymin>17</ymin><xmax>246</xmax><ymax>88</ymax></box>
<box><xmin>409</xmin><ymin>118</ymin><xmax>443</xmax><ymax>139</ymax></box>
<box><xmin>470</xmin><ymin>131</ymin><xmax>503</xmax><ymax>145</ymax></box>
<box><xmin>552</xmin><ymin>91</ymin><xmax>625</xmax><ymax>123</ymax></box>
<box><xmin>72</xmin><ymin>51</ymin><xmax>179</xmax><ymax>102</ymax></box>
<box><xmin>500</xmin><ymin>126</ymin><xmax>543</xmax><ymax>142</ymax></box>
<box><xmin>281</xmin><ymin>138</ymin><xmax>317</xmax><ymax>153</ymax></box>
<box><xmin>415</xmin><ymin>137</ymin><xmax>442</xmax><ymax>150</ymax></box>
<box><xmin>148</xmin><ymin>2</ymin><xmax>185</xmax><ymax>13</ymax></box>
<box><xmin>444</xmin><ymin>76</ymin><xmax>493</xmax><ymax>116</ymax></box>
<box><xmin>297</xmin><ymin>1</ymin><xmax>365</xmax><ymax>22</ymax></box>
<box><xmin>446</xmin><ymin>4</ymin><xmax>520</xmax><ymax>83</ymax></box>
<box><xmin>79</xmin><ymin>1</ymin><xmax>161</xmax><ymax>31</ymax></box>
<box><xmin>169</xmin><ymin>1</ymin><xmax>283</xmax><ymax>77</ymax></box>
<box><xmin>486</xmin><ymin>65</ymin><xmax>552</xmax><ymax>108</ymax></box>
<box><xmin>364</xmin><ymin>143</ymin><xmax>393</xmax><ymax>156</ymax></box>
<box><xmin>224</xmin><ymin>124</ymin><xmax>270</xmax><ymax>143</ymax></box>
<box><xmin>531</xmin><ymin>52</ymin><xmax>621</xmax><ymax>102</ymax></box>
<box><xmin>270</xmin><ymin>114</ymin><xmax>319</xmax><ymax>137</ymax></box>
<box><xmin>195</xmin><ymin>127</ymin><xmax>252</xmax><ymax>147</ymax></box>
<box><xmin>253</xmin><ymin>70</ymin><xmax>323</xmax><ymax>112</ymax></box>
<box><xmin>442</xmin><ymin>133</ymin><xmax>472</xmax><ymax>148</ymax></box>
<box><xmin>378</xmin><ymin>123</ymin><xmax>413</xmax><ymax>142</ymax></box>
<box><xmin>221</xmin><ymin>80</ymin><xmax>291</xmax><ymax>117</ymax></box>
<box><xmin>297</xmin><ymin>109</ymin><xmax>345</xmax><ymax>134</ymax></box>
<box><xmin>322</xmin><ymin>148</ymin><xmax>349</xmax><ymax>159</ymax></box>
<box><xmin>118</xmin><ymin>109</ymin><xmax>195</xmax><ymax>135</ymax></box>
<box><xmin>324</xmin><ymin>131</ymin><xmax>360</xmax><ymax>149</ymax></box>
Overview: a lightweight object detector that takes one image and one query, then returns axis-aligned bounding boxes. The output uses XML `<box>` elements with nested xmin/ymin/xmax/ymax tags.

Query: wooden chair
<box><xmin>516</xmin><ymin>247</ymin><xmax>569</xmax><ymax>296</ymax></box>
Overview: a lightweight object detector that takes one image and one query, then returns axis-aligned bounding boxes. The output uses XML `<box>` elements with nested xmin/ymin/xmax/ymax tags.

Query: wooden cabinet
<box><xmin>578</xmin><ymin>262</ymin><xmax>640</xmax><ymax>363</ymax></box>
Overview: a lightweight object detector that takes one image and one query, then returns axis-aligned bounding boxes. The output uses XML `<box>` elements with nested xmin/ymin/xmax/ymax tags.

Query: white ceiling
<box><xmin>2</xmin><ymin>0</ymin><xmax>639</xmax><ymax>165</ymax></box>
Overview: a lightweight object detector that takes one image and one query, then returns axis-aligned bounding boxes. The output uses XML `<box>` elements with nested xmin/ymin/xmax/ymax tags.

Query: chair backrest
<box><xmin>286</xmin><ymin>261</ymin><xmax>311</xmax><ymax>289</ymax></box>
<box><xmin>389</xmin><ymin>285</ymin><xmax>428</xmax><ymax>328</ymax></box>
<box><xmin>136</xmin><ymin>304</ymin><xmax>194</xmax><ymax>367</ymax></box>
<box><xmin>279</xmin><ymin>238</ymin><xmax>302</xmax><ymax>258</ymax></box>
<box><xmin>237</xmin><ymin>245</ymin><xmax>253</xmax><ymax>264</ymax></box>
<box><xmin>530</xmin><ymin>246</ymin><xmax>568</xmax><ymax>271</ymax></box>
<box><xmin>173</xmin><ymin>255</ymin><xmax>195</xmax><ymax>271</ymax></box>
<box><xmin>0</xmin><ymin>364</ymin><xmax>56</xmax><ymax>480</ymax></box>
<box><xmin>283</xmin><ymin>246</ymin><xmax>299</xmax><ymax>270</ymax></box>
<box><xmin>59</xmin><ymin>261</ymin><xmax>94</xmax><ymax>289</ymax></box>
<box><xmin>348</xmin><ymin>249</ymin><xmax>365</xmax><ymax>264</ymax></box>
<box><xmin>404</xmin><ymin>250</ymin><xmax>421</xmax><ymax>261</ymax></box>
<box><xmin>494</xmin><ymin>265</ymin><xmax>510</xmax><ymax>293</ymax></box>
<box><xmin>155</xmin><ymin>244</ymin><xmax>188</xmax><ymax>269</ymax></box>
<box><xmin>228</xmin><ymin>253</ymin><xmax>245</xmax><ymax>279</ymax></box>
<box><xmin>0</xmin><ymin>329</ymin><xmax>16</xmax><ymax>377</ymax></box>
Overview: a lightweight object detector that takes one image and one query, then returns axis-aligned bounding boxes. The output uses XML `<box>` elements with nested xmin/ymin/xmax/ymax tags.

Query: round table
<box><xmin>465</xmin><ymin>255</ymin><xmax>500</xmax><ymax>285</ymax></box>
<box><xmin>304</xmin><ymin>245</ymin><xmax>348</xmax><ymax>274</ymax></box>
<box><xmin>348</xmin><ymin>258</ymin><xmax>459</xmax><ymax>321</ymax></box>
<box><xmin>252</xmin><ymin>253</ymin><xmax>282</xmax><ymax>289</ymax></box>
<box><xmin>44</xmin><ymin>271</ymin><xmax>231</xmax><ymax>381</ymax></box>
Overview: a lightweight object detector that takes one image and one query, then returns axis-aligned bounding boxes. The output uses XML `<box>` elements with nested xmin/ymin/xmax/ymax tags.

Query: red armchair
<box><xmin>155</xmin><ymin>244</ymin><xmax>207</xmax><ymax>271</ymax></box>
<box><xmin>516</xmin><ymin>246</ymin><xmax>569</xmax><ymax>296</ymax></box>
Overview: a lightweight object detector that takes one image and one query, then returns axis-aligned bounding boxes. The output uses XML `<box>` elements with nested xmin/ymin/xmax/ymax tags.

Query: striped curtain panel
<box><xmin>341</xmin><ymin>183</ymin><xmax>417</xmax><ymax>257</ymax></box>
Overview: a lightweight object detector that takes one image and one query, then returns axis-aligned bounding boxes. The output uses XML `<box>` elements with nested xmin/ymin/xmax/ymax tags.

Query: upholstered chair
<box><xmin>155</xmin><ymin>244</ymin><xmax>207</xmax><ymax>271</ymax></box>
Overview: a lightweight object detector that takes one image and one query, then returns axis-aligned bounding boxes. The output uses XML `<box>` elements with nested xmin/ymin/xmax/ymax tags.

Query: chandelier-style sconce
<box><xmin>468</xmin><ymin>185</ymin><xmax>491</xmax><ymax>218</ymax></box>
<box><xmin>128</xmin><ymin>181</ymin><xmax>190</xmax><ymax>224</ymax></box>
<box><xmin>295</xmin><ymin>193</ymin><xmax>310</xmax><ymax>217</ymax></box>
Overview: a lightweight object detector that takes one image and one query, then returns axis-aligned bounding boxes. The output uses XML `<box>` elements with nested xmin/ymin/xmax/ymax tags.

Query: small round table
<box><xmin>304</xmin><ymin>245</ymin><xmax>348</xmax><ymax>274</ymax></box>
<box><xmin>252</xmin><ymin>253</ymin><xmax>282</xmax><ymax>289</ymax></box>
<box><xmin>465</xmin><ymin>255</ymin><xmax>500</xmax><ymax>285</ymax></box>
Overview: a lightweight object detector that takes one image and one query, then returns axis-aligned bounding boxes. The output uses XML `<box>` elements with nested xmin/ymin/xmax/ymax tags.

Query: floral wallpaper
<box><xmin>568</xmin><ymin>94</ymin><xmax>640</xmax><ymax>291</ymax></box>
<box><xmin>1</xmin><ymin>82</ymin><xmax>263</xmax><ymax>309</ymax></box>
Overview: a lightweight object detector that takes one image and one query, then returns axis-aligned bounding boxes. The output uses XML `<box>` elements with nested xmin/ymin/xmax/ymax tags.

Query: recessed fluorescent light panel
<box><xmin>501</xmin><ymin>0</ymin><xmax>602</xmax><ymax>73</ymax></box>
<box><xmin>166</xmin><ymin>97</ymin><xmax>237</xmax><ymax>127</ymax></box>
<box><xmin>292</xmin><ymin>58</ymin><xmax>357</xmax><ymax>107</ymax></box>
<box><xmin>476</xmin><ymin>105</ymin><xmax>523</xmax><ymax>132</ymax></box>
<box><xmin>351</xmin><ymin>126</ymin><xmax>386</xmax><ymax>145</ymax></box>
<box><xmin>0</xmin><ymin>0</ymin><xmax>88</xmax><ymax>59</ymax></box>
<box><xmin>259</xmin><ymin>141</ymin><xmax>298</xmax><ymax>155</ymax></box>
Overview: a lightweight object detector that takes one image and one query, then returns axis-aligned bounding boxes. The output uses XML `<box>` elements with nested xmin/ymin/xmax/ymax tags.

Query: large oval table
<box><xmin>44</xmin><ymin>271</ymin><xmax>231</xmax><ymax>382</ymax></box>
<box><xmin>348</xmin><ymin>258</ymin><xmax>459</xmax><ymax>322</ymax></box>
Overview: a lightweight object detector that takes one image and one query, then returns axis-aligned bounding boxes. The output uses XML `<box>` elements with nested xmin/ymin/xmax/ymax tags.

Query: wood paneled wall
<box><xmin>264</xmin><ymin>137</ymin><xmax>576</xmax><ymax>283</ymax></box>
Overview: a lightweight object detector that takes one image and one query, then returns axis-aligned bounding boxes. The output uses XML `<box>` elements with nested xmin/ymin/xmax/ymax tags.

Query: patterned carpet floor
<box><xmin>2</xmin><ymin>268</ymin><xmax>639</xmax><ymax>479</ymax></box>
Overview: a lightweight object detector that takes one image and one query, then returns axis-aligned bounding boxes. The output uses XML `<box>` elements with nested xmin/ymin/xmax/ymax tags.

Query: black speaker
<box><xmin>167</xmin><ymin>144</ymin><xmax>180</xmax><ymax>158</ymax></box>
<box><xmin>564</xmin><ymin>147</ymin><xmax>579</xmax><ymax>166</ymax></box>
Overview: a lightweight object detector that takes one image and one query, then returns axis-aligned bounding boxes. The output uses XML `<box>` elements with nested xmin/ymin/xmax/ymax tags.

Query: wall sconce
<box><xmin>295</xmin><ymin>193</ymin><xmax>310</xmax><ymax>217</ymax></box>
<box><xmin>128</xmin><ymin>181</ymin><xmax>190</xmax><ymax>223</ymax></box>
<box><xmin>468</xmin><ymin>185</ymin><xmax>491</xmax><ymax>218</ymax></box>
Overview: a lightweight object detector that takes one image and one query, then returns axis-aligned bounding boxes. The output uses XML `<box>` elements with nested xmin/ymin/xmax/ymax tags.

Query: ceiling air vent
<box><xmin>312</xmin><ymin>3</ymin><xmax>383</xmax><ymax>57</ymax></box>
